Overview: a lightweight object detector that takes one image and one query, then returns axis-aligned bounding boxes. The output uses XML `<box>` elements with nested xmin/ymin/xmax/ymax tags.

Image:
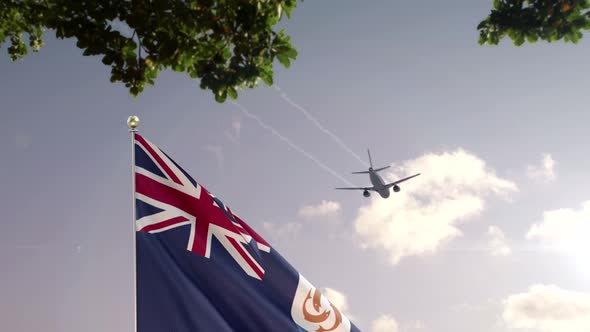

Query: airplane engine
<box><xmin>393</xmin><ymin>185</ymin><xmax>400</xmax><ymax>192</ymax></box>
<box><xmin>363</xmin><ymin>190</ymin><xmax>370</xmax><ymax>197</ymax></box>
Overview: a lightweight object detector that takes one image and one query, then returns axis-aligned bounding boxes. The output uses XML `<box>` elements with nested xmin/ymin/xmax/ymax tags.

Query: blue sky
<box><xmin>2</xmin><ymin>1</ymin><xmax>590</xmax><ymax>331</ymax></box>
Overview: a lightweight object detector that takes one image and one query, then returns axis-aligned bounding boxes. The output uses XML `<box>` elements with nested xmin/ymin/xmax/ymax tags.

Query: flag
<box><xmin>133</xmin><ymin>133</ymin><xmax>361</xmax><ymax>332</ymax></box>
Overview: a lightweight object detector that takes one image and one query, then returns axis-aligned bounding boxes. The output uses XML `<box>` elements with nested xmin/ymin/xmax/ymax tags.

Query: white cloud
<box><xmin>320</xmin><ymin>287</ymin><xmax>359</xmax><ymax>323</ymax></box>
<box><xmin>261</xmin><ymin>222</ymin><xmax>302</xmax><ymax>246</ymax></box>
<box><xmin>371</xmin><ymin>314</ymin><xmax>399</xmax><ymax>332</ymax></box>
<box><xmin>526</xmin><ymin>201</ymin><xmax>590</xmax><ymax>248</ymax></box>
<box><xmin>526</xmin><ymin>153</ymin><xmax>556</xmax><ymax>182</ymax></box>
<box><xmin>487</xmin><ymin>225</ymin><xmax>511</xmax><ymax>257</ymax></box>
<box><xmin>354</xmin><ymin>149</ymin><xmax>517</xmax><ymax>265</ymax></box>
<box><xmin>322</xmin><ymin>288</ymin><xmax>349</xmax><ymax>313</ymax></box>
<box><xmin>314</xmin><ymin>289</ymin><xmax>412</xmax><ymax>332</ymax></box>
<box><xmin>503</xmin><ymin>285</ymin><xmax>590</xmax><ymax>332</ymax></box>
<box><xmin>299</xmin><ymin>200</ymin><xmax>341</xmax><ymax>219</ymax></box>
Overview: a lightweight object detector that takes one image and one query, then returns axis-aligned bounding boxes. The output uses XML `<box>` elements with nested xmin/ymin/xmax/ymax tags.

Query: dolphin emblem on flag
<box><xmin>303</xmin><ymin>289</ymin><xmax>343</xmax><ymax>332</ymax></box>
<box><xmin>291</xmin><ymin>275</ymin><xmax>352</xmax><ymax>332</ymax></box>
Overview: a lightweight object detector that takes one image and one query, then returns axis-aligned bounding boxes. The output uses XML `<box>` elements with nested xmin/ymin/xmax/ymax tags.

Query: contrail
<box><xmin>231</xmin><ymin>102</ymin><xmax>356</xmax><ymax>187</ymax></box>
<box><xmin>274</xmin><ymin>85</ymin><xmax>369</xmax><ymax>168</ymax></box>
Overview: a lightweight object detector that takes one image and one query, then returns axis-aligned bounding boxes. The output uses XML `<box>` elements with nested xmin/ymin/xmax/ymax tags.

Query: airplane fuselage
<box><xmin>369</xmin><ymin>169</ymin><xmax>390</xmax><ymax>198</ymax></box>
<box><xmin>335</xmin><ymin>149</ymin><xmax>420</xmax><ymax>199</ymax></box>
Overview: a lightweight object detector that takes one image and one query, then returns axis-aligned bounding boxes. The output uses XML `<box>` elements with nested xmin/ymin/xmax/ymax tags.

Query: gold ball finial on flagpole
<box><xmin>127</xmin><ymin>115</ymin><xmax>140</xmax><ymax>131</ymax></box>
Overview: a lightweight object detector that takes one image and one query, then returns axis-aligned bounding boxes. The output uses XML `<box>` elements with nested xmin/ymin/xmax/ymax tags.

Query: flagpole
<box><xmin>127</xmin><ymin>115</ymin><xmax>140</xmax><ymax>332</ymax></box>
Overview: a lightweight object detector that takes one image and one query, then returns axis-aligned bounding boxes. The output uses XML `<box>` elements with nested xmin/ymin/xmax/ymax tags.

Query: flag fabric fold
<box><xmin>134</xmin><ymin>133</ymin><xmax>361</xmax><ymax>332</ymax></box>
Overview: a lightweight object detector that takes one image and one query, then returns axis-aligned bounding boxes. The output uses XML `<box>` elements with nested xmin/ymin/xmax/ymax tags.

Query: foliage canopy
<box><xmin>479</xmin><ymin>0</ymin><xmax>590</xmax><ymax>46</ymax></box>
<box><xmin>0</xmin><ymin>0</ymin><xmax>301</xmax><ymax>102</ymax></box>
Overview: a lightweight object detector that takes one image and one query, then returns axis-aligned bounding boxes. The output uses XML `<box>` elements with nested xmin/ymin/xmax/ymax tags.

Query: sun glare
<box><xmin>561</xmin><ymin>235</ymin><xmax>590</xmax><ymax>276</ymax></box>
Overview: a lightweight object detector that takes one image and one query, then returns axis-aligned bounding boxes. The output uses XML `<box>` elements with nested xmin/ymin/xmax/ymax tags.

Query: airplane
<box><xmin>336</xmin><ymin>149</ymin><xmax>420</xmax><ymax>199</ymax></box>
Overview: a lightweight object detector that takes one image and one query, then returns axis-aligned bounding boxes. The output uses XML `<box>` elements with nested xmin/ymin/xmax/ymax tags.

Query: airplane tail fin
<box><xmin>352</xmin><ymin>149</ymin><xmax>373</xmax><ymax>174</ymax></box>
<box><xmin>352</xmin><ymin>149</ymin><xmax>389</xmax><ymax>174</ymax></box>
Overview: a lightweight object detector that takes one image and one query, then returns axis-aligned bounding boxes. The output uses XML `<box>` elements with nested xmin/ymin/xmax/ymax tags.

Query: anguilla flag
<box><xmin>133</xmin><ymin>133</ymin><xmax>361</xmax><ymax>332</ymax></box>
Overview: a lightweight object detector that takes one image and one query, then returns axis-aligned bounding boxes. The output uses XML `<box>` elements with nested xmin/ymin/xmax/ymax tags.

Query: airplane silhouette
<box><xmin>336</xmin><ymin>149</ymin><xmax>420</xmax><ymax>198</ymax></box>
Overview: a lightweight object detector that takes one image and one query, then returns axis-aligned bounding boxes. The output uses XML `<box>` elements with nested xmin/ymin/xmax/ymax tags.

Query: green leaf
<box><xmin>525</xmin><ymin>33</ymin><xmax>539</xmax><ymax>43</ymax></box>
<box><xmin>260</xmin><ymin>67</ymin><xmax>273</xmax><ymax>85</ymax></box>
<box><xmin>124</xmin><ymin>42</ymin><xmax>138</xmax><ymax>59</ymax></box>
<box><xmin>276</xmin><ymin>54</ymin><xmax>291</xmax><ymax>68</ymax></box>
<box><xmin>227</xmin><ymin>86</ymin><xmax>238</xmax><ymax>99</ymax></box>
<box><xmin>215</xmin><ymin>89</ymin><xmax>228</xmax><ymax>103</ymax></box>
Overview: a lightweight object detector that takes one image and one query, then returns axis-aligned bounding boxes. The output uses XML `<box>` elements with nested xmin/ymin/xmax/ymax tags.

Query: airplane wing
<box><xmin>335</xmin><ymin>187</ymin><xmax>374</xmax><ymax>191</ymax></box>
<box><xmin>386</xmin><ymin>173</ymin><xmax>421</xmax><ymax>187</ymax></box>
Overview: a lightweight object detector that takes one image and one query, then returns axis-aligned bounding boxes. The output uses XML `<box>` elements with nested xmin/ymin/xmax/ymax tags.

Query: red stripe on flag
<box><xmin>140</xmin><ymin>216</ymin><xmax>189</xmax><ymax>233</ymax></box>
<box><xmin>230</xmin><ymin>210</ymin><xmax>270</xmax><ymax>248</ymax></box>
<box><xmin>227</xmin><ymin>237</ymin><xmax>264</xmax><ymax>280</ymax></box>
<box><xmin>231</xmin><ymin>222</ymin><xmax>246</xmax><ymax>233</ymax></box>
<box><xmin>135</xmin><ymin>172</ymin><xmax>214</xmax><ymax>256</ymax></box>
<box><xmin>135</xmin><ymin>134</ymin><xmax>182</xmax><ymax>185</ymax></box>
<box><xmin>136</xmin><ymin>173</ymin><xmax>201</xmax><ymax>215</ymax></box>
